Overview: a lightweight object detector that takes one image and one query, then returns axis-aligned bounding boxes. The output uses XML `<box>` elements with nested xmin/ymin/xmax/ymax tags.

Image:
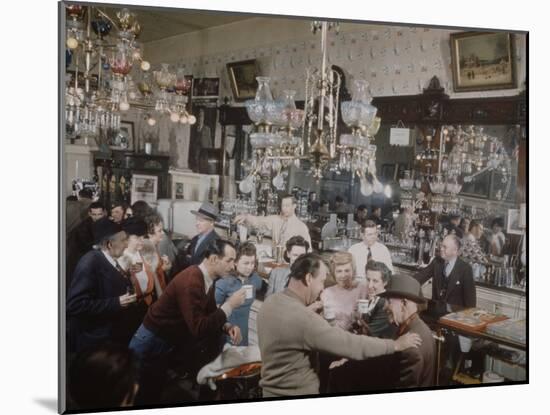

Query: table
<box><xmin>434</xmin><ymin>317</ymin><xmax>526</xmax><ymax>385</ymax></box>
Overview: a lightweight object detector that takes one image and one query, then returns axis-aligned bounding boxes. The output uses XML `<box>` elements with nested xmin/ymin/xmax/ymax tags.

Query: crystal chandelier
<box><xmin>151</xmin><ymin>63</ymin><xmax>196</xmax><ymax>125</ymax></box>
<box><xmin>240</xmin><ymin>20</ymin><xmax>384</xmax><ymax>195</ymax></box>
<box><xmin>64</xmin><ymin>5</ymin><xmax>148</xmax><ymax>143</ymax></box>
<box><xmin>399</xmin><ymin>124</ymin><xmax>513</xmax><ymax>211</ymax></box>
<box><xmin>240</xmin><ymin>77</ymin><xmax>304</xmax><ymax>192</ymax></box>
<box><xmin>64</xmin><ymin>5</ymin><xmax>195</xmax><ymax>146</ymax></box>
<box><xmin>338</xmin><ymin>78</ymin><xmax>385</xmax><ymax>196</ymax></box>
<box><xmin>442</xmin><ymin>126</ymin><xmax>512</xmax><ymax>183</ymax></box>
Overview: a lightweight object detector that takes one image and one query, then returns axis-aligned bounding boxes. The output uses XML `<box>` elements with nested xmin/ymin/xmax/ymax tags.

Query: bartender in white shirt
<box><xmin>234</xmin><ymin>194</ymin><xmax>312</xmax><ymax>249</ymax></box>
<box><xmin>348</xmin><ymin>220</ymin><xmax>394</xmax><ymax>280</ymax></box>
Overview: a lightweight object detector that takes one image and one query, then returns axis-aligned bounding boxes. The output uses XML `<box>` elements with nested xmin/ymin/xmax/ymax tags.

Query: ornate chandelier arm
<box><xmin>463</xmin><ymin>164</ymin><xmax>494</xmax><ymax>182</ymax></box>
<box><xmin>317</xmin><ymin>22</ymin><xmax>328</xmax><ymax>133</ymax></box>
<box><xmin>96</xmin><ymin>8</ymin><xmax>120</xmax><ymax>32</ymax></box>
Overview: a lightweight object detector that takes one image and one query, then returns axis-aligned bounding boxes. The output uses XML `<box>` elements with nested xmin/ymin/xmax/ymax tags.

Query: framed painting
<box><xmin>111</xmin><ymin>121</ymin><xmax>135</xmax><ymax>150</ymax></box>
<box><xmin>450</xmin><ymin>32</ymin><xmax>516</xmax><ymax>92</ymax></box>
<box><xmin>131</xmin><ymin>174</ymin><xmax>158</xmax><ymax>205</ymax></box>
<box><xmin>226</xmin><ymin>59</ymin><xmax>258</xmax><ymax>101</ymax></box>
<box><xmin>381</xmin><ymin>163</ymin><xmax>397</xmax><ymax>181</ymax></box>
<box><xmin>192</xmin><ymin>77</ymin><xmax>220</xmax><ymax>99</ymax></box>
<box><xmin>66</xmin><ymin>69</ymin><xmax>99</xmax><ymax>91</ymax></box>
<box><xmin>507</xmin><ymin>208</ymin><xmax>522</xmax><ymax>235</ymax></box>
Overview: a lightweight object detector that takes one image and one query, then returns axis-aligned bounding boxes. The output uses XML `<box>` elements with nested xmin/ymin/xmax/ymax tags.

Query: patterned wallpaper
<box><xmin>147</xmin><ymin>22</ymin><xmax>526</xmax><ymax>102</ymax></box>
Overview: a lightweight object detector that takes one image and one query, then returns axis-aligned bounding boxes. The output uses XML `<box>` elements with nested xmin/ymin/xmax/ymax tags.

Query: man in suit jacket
<box><xmin>183</xmin><ymin>202</ymin><xmax>220</xmax><ymax>269</ymax></box>
<box><xmin>414</xmin><ymin>235</ymin><xmax>476</xmax><ymax>314</ymax></box>
<box><xmin>129</xmin><ymin>239</ymin><xmax>246</xmax><ymax>404</ymax></box>
<box><xmin>380</xmin><ymin>274</ymin><xmax>435</xmax><ymax>388</ymax></box>
<box><xmin>414</xmin><ymin>235</ymin><xmax>476</xmax><ymax>384</ymax></box>
<box><xmin>328</xmin><ymin>273</ymin><xmax>431</xmax><ymax>393</ymax></box>
<box><xmin>67</xmin><ymin>218</ymin><xmax>137</xmax><ymax>354</ymax></box>
<box><xmin>66</xmin><ymin>201</ymin><xmax>106</xmax><ymax>289</ymax></box>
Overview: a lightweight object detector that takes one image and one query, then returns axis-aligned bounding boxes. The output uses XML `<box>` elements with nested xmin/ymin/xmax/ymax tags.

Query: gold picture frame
<box><xmin>450</xmin><ymin>32</ymin><xmax>516</xmax><ymax>92</ymax></box>
<box><xmin>226</xmin><ymin>59</ymin><xmax>258</xmax><ymax>101</ymax></box>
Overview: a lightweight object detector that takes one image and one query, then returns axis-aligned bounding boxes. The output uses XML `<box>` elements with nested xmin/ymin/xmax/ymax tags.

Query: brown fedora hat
<box><xmin>379</xmin><ymin>274</ymin><xmax>426</xmax><ymax>304</ymax></box>
<box><xmin>190</xmin><ymin>202</ymin><xmax>219</xmax><ymax>222</ymax></box>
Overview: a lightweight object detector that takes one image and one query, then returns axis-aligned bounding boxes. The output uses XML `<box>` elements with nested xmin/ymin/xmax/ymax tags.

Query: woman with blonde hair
<box><xmin>320</xmin><ymin>252</ymin><xmax>364</xmax><ymax>331</ymax></box>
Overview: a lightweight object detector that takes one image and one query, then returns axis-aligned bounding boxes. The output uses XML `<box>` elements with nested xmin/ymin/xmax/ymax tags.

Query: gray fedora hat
<box><xmin>190</xmin><ymin>202</ymin><xmax>219</xmax><ymax>222</ymax></box>
<box><xmin>379</xmin><ymin>273</ymin><xmax>426</xmax><ymax>304</ymax></box>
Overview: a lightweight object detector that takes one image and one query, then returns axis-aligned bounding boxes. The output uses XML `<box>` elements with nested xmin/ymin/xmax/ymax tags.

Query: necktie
<box><xmin>279</xmin><ymin>219</ymin><xmax>288</xmax><ymax>245</ymax></box>
<box><xmin>367</xmin><ymin>247</ymin><xmax>372</xmax><ymax>261</ymax></box>
<box><xmin>440</xmin><ymin>261</ymin><xmax>450</xmax><ymax>299</ymax></box>
<box><xmin>115</xmin><ymin>261</ymin><xmax>128</xmax><ymax>276</ymax></box>
<box><xmin>116</xmin><ymin>261</ymin><xmax>134</xmax><ymax>294</ymax></box>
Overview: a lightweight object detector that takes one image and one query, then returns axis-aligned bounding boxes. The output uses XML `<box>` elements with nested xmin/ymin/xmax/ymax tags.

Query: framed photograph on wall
<box><xmin>66</xmin><ymin>69</ymin><xmax>99</xmax><ymax>91</ymax></box>
<box><xmin>189</xmin><ymin>99</ymin><xmax>219</xmax><ymax>172</ymax></box>
<box><xmin>192</xmin><ymin>77</ymin><xmax>220</xmax><ymax>99</ymax></box>
<box><xmin>507</xmin><ymin>208</ymin><xmax>522</xmax><ymax>235</ymax></box>
<box><xmin>131</xmin><ymin>174</ymin><xmax>158</xmax><ymax>205</ymax></box>
<box><xmin>111</xmin><ymin>121</ymin><xmax>135</xmax><ymax>150</ymax></box>
<box><xmin>381</xmin><ymin>163</ymin><xmax>397</xmax><ymax>181</ymax></box>
<box><xmin>227</xmin><ymin>59</ymin><xmax>258</xmax><ymax>101</ymax></box>
<box><xmin>450</xmin><ymin>31</ymin><xmax>516</xmax><ymax>92</ymax></box>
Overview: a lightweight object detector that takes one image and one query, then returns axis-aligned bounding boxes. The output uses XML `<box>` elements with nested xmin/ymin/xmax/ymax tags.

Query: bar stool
<box><xmin>213</xmin><ymin>363</ymin><xmax>263</xmax><ymax>400</ymax></box>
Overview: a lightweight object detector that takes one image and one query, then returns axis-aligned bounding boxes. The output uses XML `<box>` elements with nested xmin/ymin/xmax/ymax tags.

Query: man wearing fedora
<box><xmin>258</xmin><ymin>253</ymin><xmax>422</xmax><ymax>397</ymax></box>
<box><xmin>67</xmin><ymin>217</ymin><xmax>137</xmax><ymax>354</ymax></box>
<box><xmin>183</xmin><ymin>202</ymin><xmax>220</xmax><ymax>269</ymax></box>
<box><xmin>328</xmin><ymin>273</ymin><xmax>434</xmax><ymax>392</ymax></box>
<box><xmin>379</xmin><ymin>274</ymin><xmax>435</xmax><ymax>388</ymax></box>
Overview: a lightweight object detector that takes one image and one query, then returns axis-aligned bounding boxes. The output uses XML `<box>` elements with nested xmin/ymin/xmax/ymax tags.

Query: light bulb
<box><xmin>384</xmin><ymin>184</ymin><xmax>392</xmax><ymax>198</ymax></box>
<box><xmin>187</xmin><ymin>115</ymin><xmax>197</xmax><ymax>125</ymax></box>
<box><xmin>373</xmin><ymin>179</ymin><xmax>384</xmax><ymax>193</ymax></box>
<box><xmin>360</xmin><ymin>178</ymin><xmax>373</xmax><ymax>196</ymax></box>
<box><xmin>140</xmin><ymin>60</ymin><xmax>151</xmax><ymax>71</ymax></box>
<box><xmin>147</xmin><ymin>117</ymin><xmax>156</xmax><ymax>126</ymax></box>
<box><xmin>179</xmin><ymin>114</ymin><xmax>189</xmax><ymax>124</ymax></box>
<box><xmin>119</xmin><ymin>102</ymin><xmax>130</xmax><ymax>111</ymax></box>
<box><xmin>170</xmin><ymin>112</ymin><xmax>180</xmax><ymax>123</ymax></box>
<box><xmin>66</xmin><ymin>37</ymin><xmax>78</xmax><ymax>49</ymax></box>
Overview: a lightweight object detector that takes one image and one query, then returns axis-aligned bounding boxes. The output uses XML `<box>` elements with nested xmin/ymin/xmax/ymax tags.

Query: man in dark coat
<box><xmin>414</xmin><ymin>234</ymin><xmax>476</xmax><ymax>383</ymax></box>
<box><xmin>182</xmin><ymin>202</ymin><xmax>220</xmax><ymax>269</ymax></box>
<box><xmin>414</xmin><ymin>234</ymin><xmax>476</xmax><ymax>315</ymax></box>
<box><xmin>66</xmin><ymin>188</ymin><xmax>95</xmax><ymax>234</ymax></box>
<box><xmin>67</xmin><ymin>218</ymin><xmax>137</xmax><ymax>354</ymax></box>
<box><xmin>66</xmin><ymin>201</ymin><xmax>106</xmax><ymax>289</ymax></box>
<box><xmin>380</xmin><ymin>274</ymin><xmax>435</xmax><ymax>388</ymax></box>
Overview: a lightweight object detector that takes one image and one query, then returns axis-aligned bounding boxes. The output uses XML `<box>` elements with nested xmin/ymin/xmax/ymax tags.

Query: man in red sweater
<box><xmin>129</xmin><ymin>238</ymin><xmax>245</xmax><ymax>404</ymax></box>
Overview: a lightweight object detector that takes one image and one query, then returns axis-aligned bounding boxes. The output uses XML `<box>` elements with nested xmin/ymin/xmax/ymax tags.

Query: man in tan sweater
<box><xmin>257</xmin><ymin>253</ymin><xmax>422</xmax><ymax>397</ymax></box>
